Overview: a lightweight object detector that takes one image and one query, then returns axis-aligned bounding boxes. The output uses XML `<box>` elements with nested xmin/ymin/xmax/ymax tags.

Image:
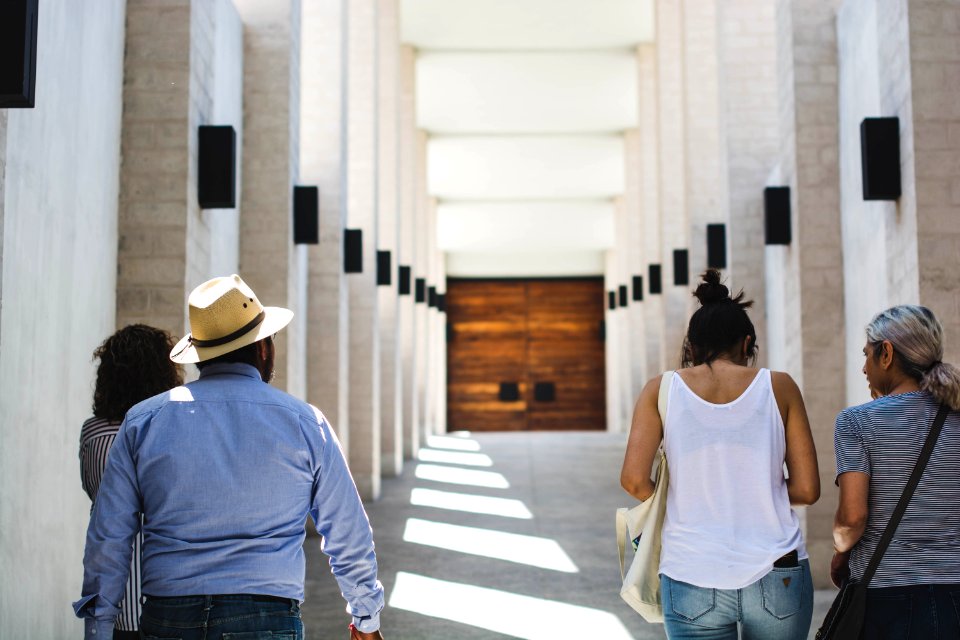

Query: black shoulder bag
<box><xmin>815</xmin><ymin>403</ymin><xmax>950</xmax><ymax>640</ymax></box>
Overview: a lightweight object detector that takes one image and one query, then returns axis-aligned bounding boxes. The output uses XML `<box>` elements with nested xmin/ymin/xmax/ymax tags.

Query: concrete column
<box><xmin>604</xmin><ymin>250</ymin><xmax>623</xmax><ymax>433</ymax></box>
<box><xmin>0</xmin><ymin>3</ymin><xmax>125</xmax><ymax>635</ymax></box>
<box><xmin>614</xmin><ymin>197</ymin><xmax>634</xmax><ymax>430</ymax></box>
<box><xmin>718</xmin><ymin>0</ymin><xmax>779</xmax><ymax>364</ymax></box>
<box><xmin>117</xmin><ymin>0</ymin><xmax>244</xmax><ymax>364</ymax></box>
<box><xmin>235</xmin><ymin>0</ymin><xmax>306</xmax><ymax>396</ymax></box>
<box><xmin>345</xmin><ymin>0</ymin><xmax>381</xmax><ymax>499</ymax></box>
<box><xmin>770</xmin><ymin>0</ymin><xmax>846</xmax><ymax>587</ymax></box>
<box><xmin>398</xmin><ymin>44</ymin><xmax>419</xmax><ymax>457</ymax></box>
<box><xmin>657</xmin><ymin>0</ymin><xmax>691</xmax><ymax>368</ymax></box>
<box><xmin>377</xmin><ymin>0</ymin><xmax>403</xmax><ymax>474</ymax></box>
<box><xmin>301</xmin><ymin>0</ymin><xmax>350</xmax><ymax>434</ymax></box>
<box><xmin>909</xmin><ymin>0</ymin><xmax>960</xmax><ymax>362</ymax></box>
<box><xmin>424</xmin><ymin>196</ymin><xmax>440</xmax><ymax>434</ymax></box>
<box><xmin>682</xmin><ymin>0</ymin><xmax>725</xmax><ymax>285</ymax></box>
<box><xmin>413</xmin><ymin>130</ymin><xmax>430</xmax><ymax>442</ymax></box>
<box><xmin>637</xmin><ymin>44</ymin><xmax>666</xmax><ymax>377</ymax></box>
<box><xmin>434</xmin><ymin>253</ymin><xmax>448</xmax><ymax>435</ymax></box>
<box><xmin>116</xmin><ymin>1</ymin><xmax>192</xmax><ymax>336</ymax></box>
<box><xmin>624</xmin><ymin>129</ymin><xmax>648</xmax><ymax>395</ymax></box>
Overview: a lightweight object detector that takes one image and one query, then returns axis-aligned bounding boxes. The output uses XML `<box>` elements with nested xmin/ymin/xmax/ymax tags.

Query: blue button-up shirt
<box><xmin>74</xmin><ymin>363</ymin><xmax>384</xmax><ymax>638</ymax></box>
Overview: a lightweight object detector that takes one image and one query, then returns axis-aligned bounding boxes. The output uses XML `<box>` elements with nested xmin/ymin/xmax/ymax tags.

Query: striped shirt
<box><xmin>80</xmin><ymin>416</ymin><xmax>142</xmax><ymax>631</ymax></box>
<box><xmin>835</xmin><ymin>391</ymin><xmax>960</xmax><ymax>588</ymax></box>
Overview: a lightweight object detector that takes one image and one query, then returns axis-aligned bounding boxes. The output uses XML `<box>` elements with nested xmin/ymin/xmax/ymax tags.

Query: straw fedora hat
<box><xmin>170</xmin><ymin>274</ymin><xmax>293</xmax><ymax>364</ymax></box>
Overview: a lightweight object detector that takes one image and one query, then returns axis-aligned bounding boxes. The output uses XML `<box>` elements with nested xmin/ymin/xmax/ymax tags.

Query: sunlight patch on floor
<box><xmin>410</xmin><ymin>488</ymin><xmax>533</xmax><ymax>519</ymax></box>
<box><xmin>426</xmin><ymin>434</ymin><xmax>481</xmax><ymax>451</ymax></box>
<box><xmin>388</xmin><ymin>572</ymin><xmax>634</xmax><ymax>640</ymax></box>
<box><xmin>417</xmin><ymin>448</ymin><xmax>494</xmax><ymax>467</ymax></box>
<box><xmin>402</xmin><ymin>518</ymin><xmax>578</xmax><ymax>573</ymax></box>
<box><xmin>414</xmin><ymin>464</ymin><xmax>510</xmax><ymax>489</ymax></box>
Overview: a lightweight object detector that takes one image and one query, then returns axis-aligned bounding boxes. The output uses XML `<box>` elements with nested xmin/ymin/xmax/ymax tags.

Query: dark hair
<box><xmin>681</xmin><ymin>269</ymin><xmax>757</xmax><ymax>367</ymax></box>
<box><xmin>92</xmin><ymin>324</ymin><xmax>183</xmax><ymax>421</ymax></box>
<box><xmin>195</xmin><ymin>338</ymin><xmax>266</xmax><ymax>371</ymax></box>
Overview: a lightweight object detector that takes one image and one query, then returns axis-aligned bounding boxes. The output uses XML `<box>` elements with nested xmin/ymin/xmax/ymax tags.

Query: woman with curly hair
<box><xmin>80</xmin><ymin>324</ymin><xmax>182</xmax><ymax>640</ymax></box>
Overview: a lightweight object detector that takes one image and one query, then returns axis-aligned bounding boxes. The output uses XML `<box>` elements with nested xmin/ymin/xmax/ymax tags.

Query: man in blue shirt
<box><xmin>75</xmin><ymin>275</ymin><xmax>385</xmax><ymax>639</ymax></box>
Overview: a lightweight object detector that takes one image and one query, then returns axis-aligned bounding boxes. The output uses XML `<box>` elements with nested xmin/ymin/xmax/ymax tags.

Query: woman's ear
<box><xmin>879</xmin><ymin>340</ymin><xmax>895</xmax><ymax>369</ymax></box>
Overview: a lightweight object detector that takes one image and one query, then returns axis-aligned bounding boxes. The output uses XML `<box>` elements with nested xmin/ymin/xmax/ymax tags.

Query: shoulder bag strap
<box><xmin>859</xmin><ymin>402</ymin><xmax>950</xmax><ymax>586</ymax></box>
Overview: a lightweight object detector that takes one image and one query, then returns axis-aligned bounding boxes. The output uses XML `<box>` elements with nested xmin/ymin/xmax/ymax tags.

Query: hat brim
<box><xmin>170</xmin><ymin>306</ymin><xmax>294</xmax><ymax>364</ymax></box>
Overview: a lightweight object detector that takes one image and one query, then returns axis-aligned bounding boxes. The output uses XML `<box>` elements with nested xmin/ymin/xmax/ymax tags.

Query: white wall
<box><xmin>0</xmin><ymin>1</ymin><xmax>126</xmax><ymax>637</ymax></box>
<box><xmin>206</xmin><ymin>0</ymin><xmax>245</xmax><ymax>278</ymax></box>
<box><xmin>837</xmin><ymin>0</ymin><xmax>919</xmax><ymax>407</ymax></box>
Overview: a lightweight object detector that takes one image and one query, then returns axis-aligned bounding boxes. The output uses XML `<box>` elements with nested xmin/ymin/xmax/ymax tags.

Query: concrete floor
<box><xmin>303</xmin><ymin>431</ymin><xmax>834</xmax><ymax>639</ymax></box>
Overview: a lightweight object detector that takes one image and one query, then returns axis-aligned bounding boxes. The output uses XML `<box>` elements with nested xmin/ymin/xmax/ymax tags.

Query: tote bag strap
<box><xmin>658</xmin><ymin>371</ymin><xmax>674</xmax><ymax>425</ymax></box>
<box><xmin>860</xmin><ymin>403</ymin><xmax>950</xmax><ymax>586</ymax></box>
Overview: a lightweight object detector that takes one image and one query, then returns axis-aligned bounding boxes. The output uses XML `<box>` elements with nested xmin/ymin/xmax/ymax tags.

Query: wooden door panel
<box><xmin>446</xmin><ymin>278</ymin><xmax>606</xmax><ymax>431</ymax></box>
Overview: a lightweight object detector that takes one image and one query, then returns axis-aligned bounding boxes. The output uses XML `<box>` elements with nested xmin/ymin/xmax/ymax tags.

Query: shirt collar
<box><xmin>198</xmin><ymin>362</ymin><xmax>263</xmax><ymax>381</ymax></box>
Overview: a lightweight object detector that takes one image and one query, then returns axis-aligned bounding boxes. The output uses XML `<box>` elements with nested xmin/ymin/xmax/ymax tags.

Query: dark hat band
<box><xmin>189</xmin><ymin>311</ymin><xmax>266</xmax><ymax>348</ymax></box>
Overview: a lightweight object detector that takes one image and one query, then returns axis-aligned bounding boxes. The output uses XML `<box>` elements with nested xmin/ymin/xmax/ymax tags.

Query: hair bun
<box><xmin>693</xmin><ymin>269</ymin><xmax>730</xmax><ymax>305</ymax></box>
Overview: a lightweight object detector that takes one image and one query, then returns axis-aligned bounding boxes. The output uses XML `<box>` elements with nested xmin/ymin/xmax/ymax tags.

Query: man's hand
<box><xmin>349</xmin><ymin>623</ymin><xmax>384</xmax><ymax>640</ymax></box>
<box><xmin>830</xmin><ymin>550</ymin><xmax>850</xmax><ymax>588</ymax></box>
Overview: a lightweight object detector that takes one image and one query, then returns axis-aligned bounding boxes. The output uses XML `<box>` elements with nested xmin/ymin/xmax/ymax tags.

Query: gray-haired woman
<box><xmin>832</xmin><ymin>305</ymin><xmax>960</xmax><ymax>639</ymax></box>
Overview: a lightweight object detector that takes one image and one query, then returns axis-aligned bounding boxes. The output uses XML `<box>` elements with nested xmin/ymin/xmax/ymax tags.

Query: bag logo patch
<box><xmin>783</xmin><ymin>577</ymin><xmax>792</xmax><ymax>587</ymax></box>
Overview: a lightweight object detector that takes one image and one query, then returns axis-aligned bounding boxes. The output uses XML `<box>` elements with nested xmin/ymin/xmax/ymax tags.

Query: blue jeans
<box><xmin>864</xmin><ymin>583</ymin><xmax>960</xmax><ymax>639</ymax></box>
<box><xmin>139</xmin><ymin>594</ymin><xmax>303</xmax><ymax>640</ymax></box>
<box><xmin>661</xmin><ymin>560</ymin><xmax>813</xmax><ymax>640</ymax></box>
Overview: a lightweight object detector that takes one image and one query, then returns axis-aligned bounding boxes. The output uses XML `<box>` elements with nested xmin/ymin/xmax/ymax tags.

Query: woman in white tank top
<box><xmin>621</xmin><ymin>269</ymin><xmax>821</xmax><ymax>640</ymax></box>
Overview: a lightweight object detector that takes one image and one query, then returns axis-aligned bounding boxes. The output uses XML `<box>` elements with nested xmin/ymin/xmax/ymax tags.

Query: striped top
<box><xmin>80</xmin><ymin>416</ymin><xmax>142</xmax><ymax>631</ymax></box>
<box><xmin>835</xmin><ymin>391</ymin><xmax>960</xmax><ymax>588</ymax></box>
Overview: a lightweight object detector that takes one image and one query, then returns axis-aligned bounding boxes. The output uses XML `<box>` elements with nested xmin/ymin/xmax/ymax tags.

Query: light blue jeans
<box><xmin>661</xmin><ymin>559</ymin><xmax>813</xmax><ymax>640</ymax></box>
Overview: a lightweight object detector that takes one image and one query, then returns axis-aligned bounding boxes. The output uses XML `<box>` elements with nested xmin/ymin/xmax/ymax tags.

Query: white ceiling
<box><xmin>417</xmin><ymin>52</ymin><xmax>639</xmax><ymax>134</ymax></box>
<box><xmin>401</xmin><ymin>0</ymin><xmax>653</xmax><ymax>277</ymax></box>
<box><xmin>437</xmin><ymin>201</ymin><xmax>614</xmax><ymax>252</ymax></box>
<box><xmin>400</xmin><ymin>0</ymin><xmax>654</xmax><ymax>50</ymax></box>
<box><xmin>428</xmin><ymin>136</ymin><xmax>625</xmax><ymax>201</ymax></box>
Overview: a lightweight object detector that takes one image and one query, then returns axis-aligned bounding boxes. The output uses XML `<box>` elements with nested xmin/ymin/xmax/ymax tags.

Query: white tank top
<box><xmin>659</xmin><ymin>368</ymin><xmax>806</xmax><ymax>589</ymax></box>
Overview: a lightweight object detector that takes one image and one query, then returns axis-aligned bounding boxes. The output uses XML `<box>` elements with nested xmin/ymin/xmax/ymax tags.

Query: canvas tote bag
<box><xmin>616</xmin><ymin>371</ymin><xmax>674</xmax><ymax>623</ymax></box>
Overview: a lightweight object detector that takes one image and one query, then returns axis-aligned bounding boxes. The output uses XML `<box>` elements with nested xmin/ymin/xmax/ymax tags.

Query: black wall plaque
<box><xmin>0</xmin><ymin>0</ymin><xmax>38</xmax><ymax>108</ymax></box>
<box><xmin>764</xmin><ymin>186</ymin><xmax>792</xmax><ymax>245</ymax></box>
<box><xmin>707</xmin><ymin>223</ymin><xmax>727</xmax><ymax>269</ymax></box>
<box><xmin>534</xmin><ymin>382</ymin><xmax>555</xmax><ymax>402</ymax></box>
<box><xmin>618</xmin><ymin>285</ymin><xmax>628</xmax><ymax>308</ymax></box>
<box><xmin>673</xmin><ymin>250</ymin><xmax>689</xmax><ymax>286</ymax></box>
<box><xmin>498</xmin><ymin>382</ymin><xmax>520</xmax><ymax>402</ymax></box>
<box><xmin>861</xmin><ymin>117</ymin><xmax>901</xmax><ymax>200</ymax></box>
<box><xmin>649</xmin><ymin>264</ymin><xmax>662</xmax><ymax>294</ymax></box>
<box><xmin>428</xmin><ymin>286</ymin><xmax>437</xmax><ymax>308</ymax></box>
<box><xmin>344</xmin><ymin>229</ymin><xmax>363</xmax><ymax>273</ymax></box>
<box><xmin>198</xmin><ymin>126</ymin><xmax>237</xmax><ymax>209</ymax></box>
<box><xmin>292</xmin><ymin>186</ymin><xmax>319</xmax><ymax>244</ymax></box>
<box><xmin>398</xmin><ymin>265</ymin><xmax>411</xmax><ymax>295</ymax></box>
<box><xmin>437</xmin><ymin>293</ymin><xmax>447</xmax><ymax>313</ymax></box>
<box><xmin>415</xmin><ymin>278</ymin><xmax>426</xmax><ymax>303</ymax></box>
<box><xmin>608</xmin><ymin>291</ymin><xmax>616</xmax><ymax>310</ymax></box>
<box><xmin>377</xmin><ymin>250</ymin><xmax>391</xmax><ymax>286</ymax></box>
<box><xmin>632</xmin><ymin>276</ymin><xmax>644</xmax><ymax>302</ymax></box>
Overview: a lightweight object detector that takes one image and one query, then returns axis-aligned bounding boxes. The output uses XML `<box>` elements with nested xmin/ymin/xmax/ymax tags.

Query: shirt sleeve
<box><xmin>304</xmin><ymin>407</ymin><xmax>384</xmax><ymax>632</ymax></box>
<box><xmin>835</xmin><ymin>408</ymin><xmax>870</xmax><ymax>483</ymax></box>
<box><xmin>73</xmin><ymin>417</ymin><xmax>144</xmax><ymax>639</ymax></box>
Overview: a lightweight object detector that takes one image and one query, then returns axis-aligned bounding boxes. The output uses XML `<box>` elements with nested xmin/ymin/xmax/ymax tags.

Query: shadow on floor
<box><xmin>303</xmin><ymin>431</ymin><xmax>834</xmax><ymax>639</ymax></box>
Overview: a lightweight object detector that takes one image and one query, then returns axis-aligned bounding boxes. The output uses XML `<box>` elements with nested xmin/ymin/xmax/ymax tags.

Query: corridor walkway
<box><xmin>303</xmin><ymin>432</ymin><xmax>833</xmax><ymax>639</ymax></box>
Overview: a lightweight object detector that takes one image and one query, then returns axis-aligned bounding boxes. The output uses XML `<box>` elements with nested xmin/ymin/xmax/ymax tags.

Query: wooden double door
<box><xmin>446</xmin><ymin>278</ymin><xmax>607</xmax><ymax>431</ymax></box>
